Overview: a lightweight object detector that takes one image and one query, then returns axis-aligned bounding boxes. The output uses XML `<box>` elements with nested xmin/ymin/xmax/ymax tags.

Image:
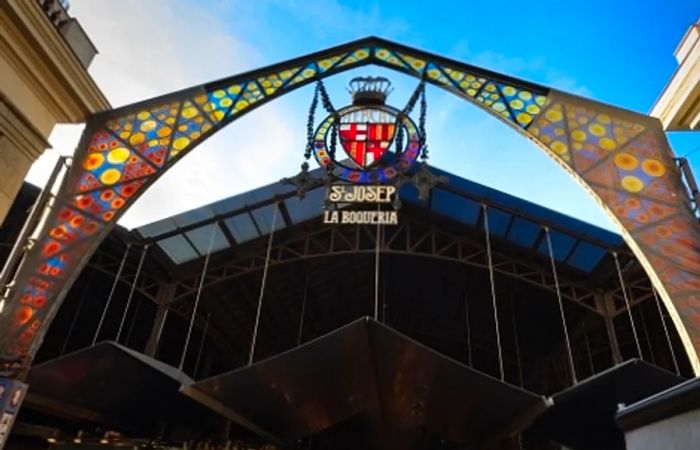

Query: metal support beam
<box><xmin>597</xmin><ymin>293</ymin><xmax>623</xmax><ymax>365</ymax></box>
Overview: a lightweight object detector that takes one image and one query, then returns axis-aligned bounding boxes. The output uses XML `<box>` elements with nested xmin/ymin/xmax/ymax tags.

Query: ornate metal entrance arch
<box><xmin>2</xmin><ymin>37</ymin><xmax>699</xmax><ymax>374</ymax></box>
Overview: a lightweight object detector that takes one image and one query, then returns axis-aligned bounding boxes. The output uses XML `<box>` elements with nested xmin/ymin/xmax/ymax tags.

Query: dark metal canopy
<box><xmin>532</xmin><ymin>359</ymin><xmax>683</xmax><ymax>450</ymax></box>
<box><xmin>182</xmin><ymin>317</ymin><xmax>547</xmax><ymax>448</ymax></box>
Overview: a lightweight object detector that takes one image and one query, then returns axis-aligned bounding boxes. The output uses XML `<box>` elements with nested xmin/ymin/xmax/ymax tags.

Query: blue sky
<box><xmin>29</xmin><ymin>0</ymin><xmax>700</xmax><ymax>230</ymax></box>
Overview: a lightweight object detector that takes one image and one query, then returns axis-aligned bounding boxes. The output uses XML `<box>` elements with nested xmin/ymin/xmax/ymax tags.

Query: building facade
<box><xmin>0</xmin><ymin>0</ymin><xmax>108</xmax><ymax>224</ymax></box>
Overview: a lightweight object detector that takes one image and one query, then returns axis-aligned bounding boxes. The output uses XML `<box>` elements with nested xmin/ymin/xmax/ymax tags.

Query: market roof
<box><xmin>134</xmin><ymin>166</ymin><xmax>625</xmax><ymax>274</ymax></box>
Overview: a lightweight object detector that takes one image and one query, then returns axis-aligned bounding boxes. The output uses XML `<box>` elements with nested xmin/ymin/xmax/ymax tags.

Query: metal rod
<box><xmin>249</xmin><ymin>204</ymin><xmax>278</xmax><ymax>365</ymax></box>
<box><xmin>482</xmin><ymin>205</ymin><xmax>504</xmax><ymax>381</ymax></box>
<box><xmin>193</xmin><ymin>313</ymin><xmax>210</xmax><ymax>379</ymax></box>
<box><xmin>652</xmin><ymin>287</ymin><xmax>680</xmax><ymax>374</ymax></box>
<box><xmin>464</xmin><ymin>288</ymin><xmax>472</xmax><ymax>367</ymax></box>
<box><xmin>545</xmin><ymin>227</ymin><xmax>577</xmax><ymax>385</ymax></box>
<box><xmin>638</xmin><ymin>303</ymin><xmax>656</xmax><ymax>364</ymax></box>
<box><xmin>510</xmin><ymin>296</ymin><xmax>523</xmax><ymax>387</ymax></box>
<box><xmin>0</xmin><ymin>155</ymin><xmax>67</xmax><ymax>299</ymax></box>
<box><xmin>297</xmin><ymin>277</ymin><xmax>309</xmax><ymax>346</ymax></box>
<box><xmin>612</xmin><ymin>252</ymin><xmax>643</xmax><ymax>359</ymax></box>
<box><xmin>60</xmin><ymin>272</ymin><xmax>94</xmax><ymax>355</ymax></box>
<box><xmin>583</xmin><ymin>324</ymin><xmax>595</xmax><ymax>376</ymax></box>
<box><xmin>115</xmin><ymin>244</ymin><xmax>149</xmax><ymax>343</ymax></box>
<box><xmin>92</xmin><ymin>243</ymin><xmax>131</xmax><ymax>345</ymax></box>
<box><xmin>180</xmin><ymin>226</ymin><xmax>217</xmax><ymax>371</ymax></box>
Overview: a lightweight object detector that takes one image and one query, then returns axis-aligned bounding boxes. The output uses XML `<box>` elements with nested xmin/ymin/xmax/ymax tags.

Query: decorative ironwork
<box><xmin>0</xmin><ymin>37</ymin><xmax>698</xmax><ymax>375</ymax></box>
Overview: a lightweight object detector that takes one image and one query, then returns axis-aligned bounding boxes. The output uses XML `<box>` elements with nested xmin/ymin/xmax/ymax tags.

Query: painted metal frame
<box><xmin>1</xmin><ymin>37</ymin><xmax>699</xmax><ymax>374</ymax></box>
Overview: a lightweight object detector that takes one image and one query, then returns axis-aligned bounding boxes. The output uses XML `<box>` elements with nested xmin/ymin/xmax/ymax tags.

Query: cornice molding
<box><xmin>0</xmin><ymin>0</ymin><xmax>109</xmax><ymax>124</ymax></box>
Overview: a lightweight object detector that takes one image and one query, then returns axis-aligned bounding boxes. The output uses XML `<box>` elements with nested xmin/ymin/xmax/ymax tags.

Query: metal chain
<box><xmin>304</xmin><ymin>83</ymin><xmax>319</xmax><ymax>160</ymax></box>
<box><xmin>419</xmin><ymin>85</ymin><xmax>428</xmax><ymax>160</ymax></box>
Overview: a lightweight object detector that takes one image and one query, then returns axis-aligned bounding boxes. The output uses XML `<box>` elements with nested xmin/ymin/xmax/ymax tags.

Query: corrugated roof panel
<box><xmin>224</xmin><ymin>213</ymin><xmax>259</xmax><ymax>243</ymax></box>
<box><xmin>185</xmin><ymin>223</ymin><xmax>229</xmax><ymax>255</ymax></box>
<box><xmin>568</xmin><ymin>241</ymin><xmax>607</xmax><ymax>272</ymax></box>
<box><xmin>507</xmin><ymin>217</ymin><xmax>541</xmax><ymax>248</ymax></box>
<box><xmin>431</xmin><ymin>189</ymin><xmax>480</xmax><ymax>226</ymax></box>
<box><xmin>537</xmin><ymin>230</ymin><xmax>577</xmax><ymax>262</ymax></box>
<box><xmin>285</xmin><ymin>188</ymin><xmax>325</xmax><ymax>224</ymax></box>
<box><xmin>252</xmin><ymin>204</ymin><xmax>285</xmax><ymax>234</ymax></box>
<box><xmin>157</xmin><ymin>235</ymin><xmax>199</xmax><ymax>264</ymax></box>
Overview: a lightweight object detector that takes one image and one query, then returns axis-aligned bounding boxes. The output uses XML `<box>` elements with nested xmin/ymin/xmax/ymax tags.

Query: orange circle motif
<box><xmin>83</xmin><ymin>153</ymin><xmax>104</xmax><ymax>171</ymax></box>
<box><xmin>642</xmin><ymin>159</ymin><xmax>666</xmax><ymax>177</ymax></box>
<box><xmin>614</xmin><ymin>153</ymin><xmax>638</xmax><ymax>171</ymax></box>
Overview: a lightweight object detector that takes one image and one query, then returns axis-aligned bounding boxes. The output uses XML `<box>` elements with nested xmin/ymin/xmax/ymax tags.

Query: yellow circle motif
<box><xmin>107</xmin><ymin>147</ymin><xmax>130</xmax><ymax>164</ymax></box>
<box><xmin>492</xmin><ymin>103</ymin><xmax>506</xmax><ymax>112</ymax></box>
<box><xmin>526</xmin><ymin>104</ymin><xmax>540</xmax><ymax>114</ymax></box>
<box><xmin>621</xmin><ymin>176</ymin><xmax>644</xmax><ymax>193</ymax></box>
<box><xmin>140</xmin><ymin>120</ymin><xmax>157</xmax><ymax>132</ymax></box>
<box><xmin>554</xmin><ymin>128</ymin><xmax>564</xmax><ymax>136</ymax></box>
<box><xmin>597</xmin><ymin>114</ymin><xmax>611</xmax><ymax>124</ymax></box>
<box><xmin>182</xmin><ymin>107</ymin><xmax>198</xmax><ymax>120</ymax></box>
<box><xmin>545</xmin><ymin>108</ymin><xmax>562</xmax><ymax>122</ymax></box>
<box><xmin>509</xmin><ymin>99</ymin><xmax>524</xmax><ymax>110</ymax></box>
<box><xmin>173</xmin><ymin>136</ymin><xmax>190</xmax><ymax>151</ymax></box>
<box><xmin>535</xmin><ymin>96</ymin><xmax>547</xmax><ymax>105</ymax></box>
<box><xmin>518</xmin><ymin>91</ymin><xmax>532</xmax><ymax>101</ymax></box>
<box><xmin>642</xmin><ymin>159</ymin><xmax>666</xmax><ymax>177</ymax></box>
<box><xmin>235</xmin><ymin>100</ymin><xmax>248</xmax><ymax>110</ymax></box>
<box><xmin>571</xmin><ymin>130</ymin><xmax>587</xmax><ymax>142</ymax></box>
<box><xmin>550</xmin><ymin>141</ymin><xmax>568</xmax><ymax>155</ymax></box>
<box><xmin>228</xmin><ymin>85</ymin><xmax>242</xmax><ymax>94</ymax></box>
<box><xmin>588</xmin><ymin>123</ymin><xmax>606</xmax><ymax>137</ymax></box>
<box><xmin>599</xmin><ymin>137</ymin><xmax>617</xmax><ymax>150</ymax></box>
<box><xmin>129</xmin><ymin>133</ymin><xmax>145</xmax><ymax>146</ymax></box>
<box><xmin>517</xmin><ymin>113</ymin><xmax>532</xmax><ymax>124</ymax></box>
<box><xmin>613</xmin><ymin>152</ymin><xmax>638</xmax><ymax>170</ymax></box>
<box><xmin>136</xmin><ymin>111</ymin><xmax>150</xmax><ymax>121</ymax></box>
<box><xmin>212</xmin><ymin>110</ymin><xmax>225</xmax><ymax>121</ymax></box>
<box><xmin>502</xmin><ymin>86</ymin><xmax>516</xmax><ymax>96</ymax></box>
<box><xmin>100</xmin><ymin>168</ymin><xmax>122</xmax><ymax>185</ymax></box>
<box><xmin>428</xmin><ymin>69</ymin><xmax>440</xmax><ymax>79</ymax></box>
<box><xmin>485</xmin><ymin>84</ymin><xmax>496</xmax><ymax>92</ymax></box>
<box><xmin>212</xmin><ymin>90</ymin><xmax>226</xmax><ymax>99</ymax></box>
<box><xmin>466</xmin><ymin>89</ymin><xmax>477</xmax><ymax>96</ymax></box>
<box><xmin>220</xmin><ymin>98</ymin><xmax>233</xmax><ymax>108</ymax></box>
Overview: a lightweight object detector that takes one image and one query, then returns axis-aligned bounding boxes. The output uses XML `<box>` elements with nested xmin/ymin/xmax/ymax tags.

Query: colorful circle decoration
<box><xmin>312</xmin><ymin>105</ymin><xmax>422</xmax><ymax>183</ymax></box>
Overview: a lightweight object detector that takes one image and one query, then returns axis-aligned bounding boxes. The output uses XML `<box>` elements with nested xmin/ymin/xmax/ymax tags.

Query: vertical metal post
<box><xmin>482</xmin><ymin>204</ymin><xmax>504</xmax><ymax>381</ymax></box>
<box><xmin>596</xmin><ymin>293</ymin><xmax>623</xmax><ymax>365</ymax></box>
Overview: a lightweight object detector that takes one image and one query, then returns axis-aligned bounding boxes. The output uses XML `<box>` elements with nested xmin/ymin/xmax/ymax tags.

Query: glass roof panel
<box><xmin>568</xmin><ymin>241</ymin><xmax>607</xmax><ymax>272</ymax></box>
<box><xmin>537</xmin><ymin>230</ymin><xmax>577</xmax><ymax>262</ymax></box>
<box><xmin>285</xmin><ymin>187</ymin><xmax>325</xmax><ymax>224</ymax></box>
<box><xmin>224</xmin><ymin>213</ymin><xmax>260</xmax><ymax>243</ymax></box>
<box><xmin>483</xmin><ymin>207</ymin><xmax>511</xmax><ymax>238</ymax></box>
<box><xmin>252</xmin><ymin>203</ymin><xmax>285</xmax><ymax>235</ymax></box>
<box><xmin>157</xmin><ymin>235</ymin><xmax>199</xmax><ymax>264</ymax></box>
<box><xmin>507</xmin><ymin>217</ymin><xmax>541</xmax><ymax>248</ymax></box>
<box><xmin>184</xmin><ymin>223</ymin><xmax>229</xmax><ymax>255</ymax></box>
<box><xmin>136</xmin><ymin>219</ymin><xmax>177</xmax><ymax>238</ymax></box>
<box><xmin>430</xmin><ymin>189</ymin><xmax>480</xmax><ymax>226</ymax></box>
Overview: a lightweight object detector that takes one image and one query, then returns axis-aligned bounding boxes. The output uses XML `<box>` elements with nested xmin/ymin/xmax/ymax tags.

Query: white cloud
<box><xmin>26</xmin><ymin>0</ymin><xmax>304</xmax><ymax>229</ymax></box>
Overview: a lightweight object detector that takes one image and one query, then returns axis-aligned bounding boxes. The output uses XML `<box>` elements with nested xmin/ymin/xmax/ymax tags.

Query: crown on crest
<box><xmin>348</xmin><ymin>76</ymin><xmax>393</xmax><ymax>106</ymax></box>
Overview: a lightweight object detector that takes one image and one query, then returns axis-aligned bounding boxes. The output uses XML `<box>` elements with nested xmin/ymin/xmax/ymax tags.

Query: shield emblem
<box><xmin>339</xmin><ymin>122</ymin><xmax>396</xmax><ymax>169</ymax></box>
